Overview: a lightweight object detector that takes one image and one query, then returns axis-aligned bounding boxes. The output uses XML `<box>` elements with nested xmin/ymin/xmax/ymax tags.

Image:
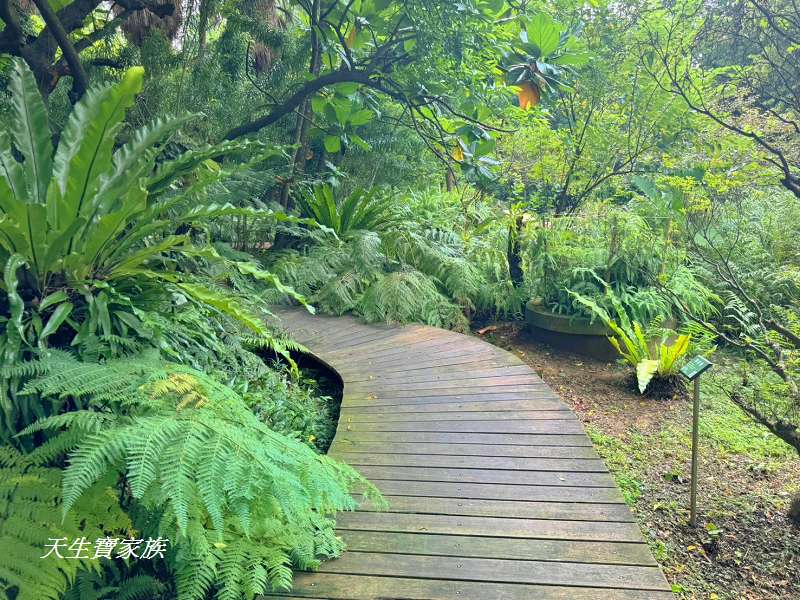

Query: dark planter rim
<box><xmin>525</xmin><ymin>301</ymin><xmax>611</xmax><ymax>336</ymax></box>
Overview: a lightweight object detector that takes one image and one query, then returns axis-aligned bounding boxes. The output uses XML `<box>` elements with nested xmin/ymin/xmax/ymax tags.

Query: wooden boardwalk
<box><xmin>268</xmin><ymin>308</ymin><xmax>672</xmax><ymax>599</ymax></box>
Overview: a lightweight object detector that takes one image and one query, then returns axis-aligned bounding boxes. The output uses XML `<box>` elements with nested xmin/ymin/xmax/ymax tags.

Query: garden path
<box><xmin>267</xmin><ymin>308</ymin><xmax>671</xmax><ymax>599</ymax></box>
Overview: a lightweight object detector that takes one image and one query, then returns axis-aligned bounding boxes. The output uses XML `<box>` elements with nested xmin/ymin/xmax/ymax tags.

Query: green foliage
<box><xmin>270</xmin><ymin>188</ymin><xmax>521</xmax><ymax>329</ymax></box>
<box><xmin>0</xmin><ymin>60</ymin><xmax>304</xmax><ymax>442</ymax></box>
<box><xmin>62</xmin><ymin>568</ymin><xmax>165</xmax><ymax>600</ymax></box>
<box><xmin>0</xmin><ymin>446</ymin><xmax>133</xmax><ymax>600</ymax></box>
<box><xmin>527</xmin><ymin>201</ymin><xmax>717</xmax><ymax>323</ymax></box>
<box><xmin>247</xmin><ymin>365</ymin><xmax>337</xmax><ymax>451</ymax></box>
<box><xmin>504</xmin><ymin>12</ymin><xmax>589</xmax><ymax>95</ymax></box>
<box><xmin>296</xmin><ymin>185</ymin><xmax>396</xmax><ymax>237</ymax></box>
<box><xmin>2</xmin><ymin>0</ymin><xmax>799</xmax><ymax>594</ymax></box>
<box><xmin>17</xmin><ymin>352</ymin><xmax>382</xmax><ymax>598</ymax></box>
<box><xmin>571</xmin><ymin>286</ymin><xmax>693</xmax><ymax>394</ymax></box>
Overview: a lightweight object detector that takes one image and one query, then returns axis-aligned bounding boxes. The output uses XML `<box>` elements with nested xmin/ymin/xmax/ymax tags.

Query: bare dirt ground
<box><xmin>480</xmin><ymin>321</ymin><xmax>800</xmax><ymax>600</ymax></box>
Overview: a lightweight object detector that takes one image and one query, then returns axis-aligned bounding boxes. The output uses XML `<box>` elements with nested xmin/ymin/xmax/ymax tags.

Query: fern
<box><xmin>267</xmin><ymin>201</ymin><xmax>511</xmax><ymax>328</ymax></box>
<box><xmin>358</xmin><ymin>269</ymin><xmax>469</xmax><ymax>331</ymax></box>
<box><xmin>19</xmin><ymin>355</ymin><xmax>384</xmax><ymax>599</ymax></box>
<box><xmin>62</xmin><ymin>568</ymin><xmax>166</xmax><ymax>600</ymax></box>
<box><xmin>0</xmin><ymin>447</ymin><xmax>132</xmax><ymax>600</ymax></box>
<box><xmin>570</xmin><ymin>286</ymin><xmax>692</xmax><ymax>394</ymax></box>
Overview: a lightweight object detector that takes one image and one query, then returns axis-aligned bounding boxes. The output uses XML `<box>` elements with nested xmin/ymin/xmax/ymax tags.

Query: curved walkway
<box><xmin>269</xmin><ymin>308</ymin><xmax>671</xmax><ymax>599</ymax></box>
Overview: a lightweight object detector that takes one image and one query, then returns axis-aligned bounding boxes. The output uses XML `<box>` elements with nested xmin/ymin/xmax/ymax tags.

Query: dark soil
<box><xmin>479</xmin><ymin>321</ymin><xmax>800</xmax><ymax>600</ymax></box>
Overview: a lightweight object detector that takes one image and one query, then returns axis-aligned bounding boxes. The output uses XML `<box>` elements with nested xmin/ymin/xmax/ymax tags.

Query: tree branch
<box><xmin>31</xmin><ymin>0</ymin><xmax>89</xmax><ymax>98</ymax></box>
<box><xmin>224</xmin><ymin>70</ymin><xmax>378</xmax><ymax>140</ymax></box>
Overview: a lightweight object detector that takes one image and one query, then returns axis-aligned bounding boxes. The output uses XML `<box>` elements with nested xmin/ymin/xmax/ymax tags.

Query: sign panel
<box><xmin>680</xmin><ymin>355</ymin><xmax>713</xmax><ymax>381</ymax></box>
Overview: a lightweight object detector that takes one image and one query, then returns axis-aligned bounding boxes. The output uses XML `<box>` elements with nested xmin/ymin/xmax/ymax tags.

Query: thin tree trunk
<box><xmin>445</xmin><ymin>168</ymin><xmax>456</xmax><ymax>191</ymax></box>
<box><xmin>507</xmin><ymin>214</ymin><xmax>525</xmax><ymax>288</ymax></box>
<box><xmin>279</xmin><ymin>0</ymin><xmax>321</xmax><ymax>208</ymax></box>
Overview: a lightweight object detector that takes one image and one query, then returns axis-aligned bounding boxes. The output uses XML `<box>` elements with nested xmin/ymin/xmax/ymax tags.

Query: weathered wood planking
<box><xmin>265</xmin><ymin>308</ymin><xmax>670</xmax><ymax>599</ymax></box>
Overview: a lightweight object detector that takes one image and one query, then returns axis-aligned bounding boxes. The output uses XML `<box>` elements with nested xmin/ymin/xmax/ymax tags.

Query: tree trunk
<box><xmin>445</xmin><ymin>168</ymin><xmax>456</xmax><ymax>191</ymax></box>
<box><xmin>30</xmin><ymin>0</ymin><xmax>89</xmax><ymax>100</ymax></box>
<box><xmin>279</xmin><ymin>0</ymin><xmax>321</xmax><ymax>208</ymax></box>
<box><xmin>507</xmin><ymin>214</ymin><xmax>525</xmax><ymax>288</ymax></box>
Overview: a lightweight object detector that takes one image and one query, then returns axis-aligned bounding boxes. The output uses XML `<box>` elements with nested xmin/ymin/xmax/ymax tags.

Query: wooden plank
<box><xmin>269</xmin><ymin>573</ymin><xmax>674</xmax><ymax>600</ymax></box>
<box><xmin>335</xmin><ymin>431</ymin><xmax>593</xmax><ymax>446</ymax></box>
<box><xmin>330</xmin><ymin>339</ymin><xmax>486</xmax><ymax>362</ymax></box>
<box><xmin>328</xmin><ymin>331</ymin><xmax>479</xmax><ymax>355</ymax></box>
<box><xmin>360</xmin><ymin>479</ymin><xmax>625</xmax><ymax>503</ymax></box>
<box><xmin>343</xmin><ymin>364</ymin><xmax>533</xmax><ymax>383</ymax></box>
<box><xmin>355</xmin><ymin>495</ymin><xmax>635</xmax><ymax>522</ymax></box>
<box><xmin>330</xmin><ymin>440</ymin><xmax>600</xmax><ymax>459</ymax></box>
<box><xmin>343</xmin><ymin>390</ymin><xmax>561</xmax><ymax>407</ymax></box>
<box><xmin>339</xmin><ymin>530</ymin><xmax>656</xmax><ymax>565</ymax></box>
<box><xmin>339</xmin><ymin>409</ymin><xmax>575</xmax><ymax>422</ymax></box>
<box><xmin>348</xmin><ymin>383</ymin><xmax>549</xmax><ymax>398</ymax></box>
<box><xmin>312</xmin><ymin>325</ymin><xmax>419</xmax><ymax>347</ymax></box>
<box><xmin>349</xmin><ymin>359</ymin><xmax>529</xmax><ymax>378</ymax></box>
<box><xmin>334</xmin><ymin>343</ymin><xmax>496</xmax><ymax>364</ymax></box>
<box><xmin>308</xmin><ymin>329</ymin><xmax>408</xmax><ymax>352</ymax></box>
<box><xmin>317</xmin><ymin>552</ymin><xmax>670</xmax><ymax>591</ymax></box>
<box><xmin>340</xmin><ymin>419</ymin><xmax>585</xmax><ymax>434</ymax></box>
<box><xmin>335</xmin><ymin>352</ymin><xmax>501</xmax><ymax>373</ymax></box>
<box><xmin>323</xmin><ymin>330</ymin><xmax>454</xmax><ymax>355</ymax></box>
<box><xmin>352</xmin><ymin>465</ymin><xmax>614</xmax><ymax>487</ymax></box>
<box><xmin>267</xmin><ymin>308</ymin><xmax>668</xmax><ymax>598</ymax></box>
<box><xmin>347</xmin><ymin>374</ymin><xmax>546</xmax><ymax>393</ymax></box>
<box><xmin>351</xmin><ymin>354</ymin><xmax>523</xmax><ymax>373</ymax></box>
<box><xmin>342</xmin><ymin>399</ymin><xmax>569</xmax><ymax>413</ymax></box>
<box><xmin>332</xmin><ymin>452</ymin><xmax>606</xmax><ymax>472</ymax></box>
<box><xmin>335</xmin><ymin>512</ymin><xmax>642</xmax><ymax>542</ymax></box>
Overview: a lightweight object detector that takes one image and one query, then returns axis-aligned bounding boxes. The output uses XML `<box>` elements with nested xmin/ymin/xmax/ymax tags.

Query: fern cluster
<box><xmin>14</xmin><ymin>352</ymin><xmax>382</xmax><ymax>599</ymax></box>
<box><xmin>528</xmin><ymin>200</ymin><xmax>717</xmax><ymax>322</ymax></box>
<box><xmin>0</xmin><ymin>446</ymin><xmax>133</xmax><ymax>600</ymax></box>
<box><xmin>266</xmin><ymin>187</ymin><xmax>522</xmax><ymax>330</ymax></box>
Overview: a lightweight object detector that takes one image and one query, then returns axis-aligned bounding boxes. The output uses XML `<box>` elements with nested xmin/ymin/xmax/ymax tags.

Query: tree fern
<box><xmin>62</xmin><ymin>568</ymin><xmax>166</xmax><ymax>600</ymax></box>
<box><xmin>358</xmin><ymin>270</ymin><xmax>469</xmax><ymax>331</ymax></box>
<box><xmin>19</xmin><ymin>354</ymin><xmax>384</xmax><ymax>598</ymax></box>
<box><xmin>0</xmin><ymin>446</ymin><xmax>132</xmax><ymax>600</ymax></box>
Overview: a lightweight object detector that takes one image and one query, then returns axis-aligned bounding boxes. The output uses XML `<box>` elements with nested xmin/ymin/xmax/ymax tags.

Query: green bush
<box><xmin>527</xmin><ymin>201</ymin><xmax>716</xmax><ymax>323</ymax></box>
<box><xmin>268</xmin><ymin>187</ymin><xmax>523</xmax><ymax>328</ymax></box>
<box><xmin>0</xmin><ymin>62</ymin><xmax>378</xmax><ymax>600</ymax></box>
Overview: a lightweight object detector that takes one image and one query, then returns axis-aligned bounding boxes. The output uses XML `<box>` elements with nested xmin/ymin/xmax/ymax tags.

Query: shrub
<box><xmin>571</xmin><ymin>286</ymin><xmax>693</xmax><ymax>395</ymax></box>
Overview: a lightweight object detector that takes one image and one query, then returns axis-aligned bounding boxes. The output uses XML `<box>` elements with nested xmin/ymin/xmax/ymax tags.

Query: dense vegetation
<box><xmin>0</xmin><ymin>0</ymin><xmax>797</xmax><ymax>598</ymax></box>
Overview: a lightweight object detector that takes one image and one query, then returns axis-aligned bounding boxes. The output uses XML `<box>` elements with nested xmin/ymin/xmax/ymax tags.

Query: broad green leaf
<box><xmin>311</xmin><ymin>95</ymin><xmax>327</xmax><ymax>114</ymax></box>
<box><xmin>8</xmin><ymin>59</ymin><xmax>52</xmax><ymax>205</ymax></box>
<box><xmin>105</xmin><ymin>234</ymin><xmax>187</xmax><ymax>278</ymax></box>
<box><xmin>349</xmin><ymin>109</ymin><xmax>374</xmax><ymax>126</ymax></box>
<box><xmin>39</xmin><ymin>302</ymin><xmax>73</xmax><ymax>342</ymax></box>
<box><xmin>525</xmin><ymin>13</ymin><xmax>562</xmax><ymax>57</ymax></box>
<box><xmin>95</xmin><ymin>292</ymin><xmax>112</xmax><ymax>336</ymax></box>
<box><xmin>324</xmin><ymin>135</ymin><xmax>342</xmax><ymax>153</ymax></box>
<box><xmin>0</xmin><ymin>131</ymin><xmax>27</xmax><ymax>212</ymax></box>
<box><xmin>39</xmin><ymin>290</ymin><xmax>69</xmax><ymax>311</ymax></box>
<box><xmin>332</xmin><ymin>98</ymin><xmax>352</xmax><ymax>124</ymax></box>
<box><xmin>50</xmin><ymin>67</ymin><xmax>144</xmax><ymax>231</ymax></box>
<box><xmin>3</xmin><ymin>255</ymin><xmax>27</xmax><ymax>356</ymax></box>
<box><xmin>86</xmin><ymin>113</ymin><xmax>196</xmax><ymax>227</ymax></box>
<box><xmin>551</xmin><ymin>51</ymin><xmax>590</xmax><ymax>67</ymax></box>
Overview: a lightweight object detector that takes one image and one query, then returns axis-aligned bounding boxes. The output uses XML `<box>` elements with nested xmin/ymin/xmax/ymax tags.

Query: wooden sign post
<box><xmin>680</xmin><ymin>355</ymin><xmax>713</xmax><ymax>528</ymax></box>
